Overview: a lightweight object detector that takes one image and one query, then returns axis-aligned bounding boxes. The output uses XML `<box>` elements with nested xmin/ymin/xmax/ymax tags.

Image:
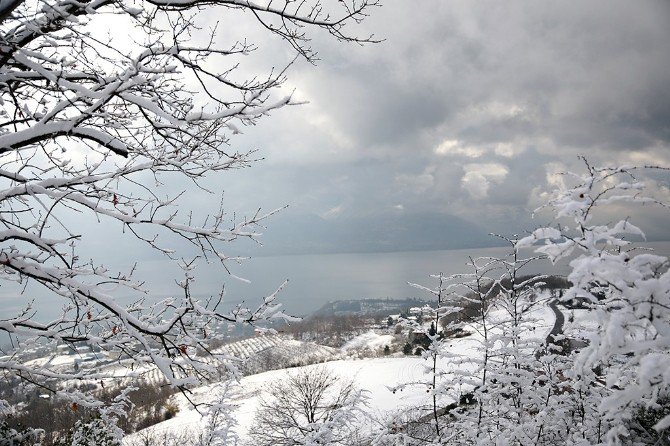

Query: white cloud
<box><xmin>544</xmin><ymin>162</ymin><xmax>568</xmax><ymax>190</ymax></box>
<box><xmin>302</xmin><ymin>106</ymin><xmax>355</xmax><ymax>152</ymax></box>
<box><xmin>434</xmin><ymin>139</ymin><xmax>484</xmax><ymax>158</ymax></box>
<box><xmin>482</xmin><ymin>101</ymin><xmax>527</xmax><ymax>119</ymax></box>
<box><xmin>621</xmin><ymin>148</ymin><xmax>670</xmax><ymax>167</ymax></box>
<box><xmin>494</xmin><ymin>142</ymin><xmax>523</xmax><ymax>158</ymax></box>
<box><xmin>434</xmin><ymin>139</ymin><xmax>523</xmax><ymax>159</ymax></box>
<box><xmin>461</xmin><ymin>163</ymin><xmax>509</xmax><ymax>199</ymax></box>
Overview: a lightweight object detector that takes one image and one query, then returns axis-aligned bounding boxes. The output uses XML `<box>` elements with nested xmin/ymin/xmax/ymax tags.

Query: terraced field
<box><xmin>62</xmin><ymin>335</ymin><xmax>339</xmax><ymax>389</ymax></box>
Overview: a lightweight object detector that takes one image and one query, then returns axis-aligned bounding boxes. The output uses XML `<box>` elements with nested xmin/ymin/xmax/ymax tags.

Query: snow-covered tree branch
<box><xmin>0</xmin><ymin>0</ymin><xmax>379</xmax><ymax>422</ymax></box>
<box><xmin>518</xmin><ymin>158</ymin><xmax>670</xmax><ymax>444</ymax></box>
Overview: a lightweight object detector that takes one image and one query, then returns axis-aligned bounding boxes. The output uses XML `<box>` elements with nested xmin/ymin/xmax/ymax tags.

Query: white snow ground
<box><xmin>342</xmin><ymin>330</ymin><xmax>396</xmax><ymax>351</ymax></box>
<box><xmin>124</xmin><ymin>295</ymin><xmax>557</xmax><ymax>444</ymax></box>
<box><xmin>123</xmin><ymin>357</ymin><xmax>452</xmax><ymax>444</ymax></box>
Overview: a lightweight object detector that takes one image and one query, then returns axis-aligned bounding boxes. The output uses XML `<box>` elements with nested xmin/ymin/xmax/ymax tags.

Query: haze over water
<box><xmin>3</xmin><ymin>242</ymin><xmax>669</xmax><ymax>322</ymax></box>
<box><xmin>219</xmin><ymin>241</ymin><xmax>668</xmax><ymax>315</ymax></box>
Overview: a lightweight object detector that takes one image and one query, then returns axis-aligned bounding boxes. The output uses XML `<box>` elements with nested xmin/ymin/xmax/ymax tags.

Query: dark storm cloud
<box><xmin>210</xmin><ymin>0</ymin><xmax>670</xmax><ymax>253</ymax></box>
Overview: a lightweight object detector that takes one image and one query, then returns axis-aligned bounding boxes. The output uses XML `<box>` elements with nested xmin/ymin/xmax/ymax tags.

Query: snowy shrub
<box><xmin>630</xmin><ymin>393</ymin><xmax>670</xmax><ymax>444</ymax></box>
<box><xmin>248</xmin><ymin>366</ymin><xmax>368</xmax><ymax>446</ymax></box>
<box><xmin>0</xmin><ymin>421</ymin><xmax>43</xmax><ymax>446</ymax></box>
<box><xmin>518</xmin><ymin>158</ymin><xmax>670</xmax><ymax>444</ymax></box>
<box><xmin>53</xmin><ymin>418</ymin><xmax>121</xmax><ymax>446</ymax></box>
<box><xmin>381</xmin><ymin>157</ymin><xmax>670</xmax><ymax>445</ymax></box>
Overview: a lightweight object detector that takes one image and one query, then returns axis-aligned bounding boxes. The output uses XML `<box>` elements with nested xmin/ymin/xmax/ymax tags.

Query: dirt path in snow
<box><xmin>546</xmin><ymin>299</ymin><xmax>565</xmax><ymax>345</ymax></box>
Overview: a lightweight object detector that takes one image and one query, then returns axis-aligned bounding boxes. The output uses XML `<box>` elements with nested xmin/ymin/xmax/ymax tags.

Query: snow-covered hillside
<box><xmin>342</xmin><ymin>330</ymin><xmax>396</xmax><ymax>352</ymax></box>
<box><xmin>124</xmin><ymin>295</ymin><xmax>560</xmax><ymax>444</ymax></box>
<box><xmin>123</xmin><ymin>357</ymin><xmax>451</xmax><ymax>444</ymax></box>
<box><xmin>22</xmin><ymin>334</ymin><xmax>338</xmax><ymax>393</ymax></box>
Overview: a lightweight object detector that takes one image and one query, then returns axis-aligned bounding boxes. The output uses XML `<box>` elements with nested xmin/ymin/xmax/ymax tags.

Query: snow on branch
<box><xmin>523</xmin><ymin>159</ymin><xmax>670</xmax><ymax>441</ymax></box>
<box><xmin>0</xmin><ymin>0</ymin><xmax>377</xmax><ymax>416</ymax></box>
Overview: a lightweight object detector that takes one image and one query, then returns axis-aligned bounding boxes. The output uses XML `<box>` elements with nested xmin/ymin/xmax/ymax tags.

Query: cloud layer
<box><xmin>208</xmin><ymin>0</ymin><xmax>670</xmax><ymax>253</ymax></box>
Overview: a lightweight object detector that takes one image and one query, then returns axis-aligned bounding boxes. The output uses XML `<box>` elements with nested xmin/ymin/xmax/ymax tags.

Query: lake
<box><xmin>207</xmin><ymin>240</ymin><xmax>670</xmax><ymax>316</ymax></box>
<box><xmin>2</xmin><ymin>242</ymin><xmax>669</xmax><ymax>321</ymax></box>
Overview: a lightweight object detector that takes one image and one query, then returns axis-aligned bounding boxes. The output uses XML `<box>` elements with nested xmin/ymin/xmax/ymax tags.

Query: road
<box><xmin>546</xmin><ymin>299</ymin><xmax>565</xmax><ymax>346</ymax></box>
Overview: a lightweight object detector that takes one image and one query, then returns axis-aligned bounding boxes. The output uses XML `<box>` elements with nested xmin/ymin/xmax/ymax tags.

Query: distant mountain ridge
<box><xmin>238</xmin><ymin>211</ymin><xmax>502</xmax><ymax>256</ymax></box>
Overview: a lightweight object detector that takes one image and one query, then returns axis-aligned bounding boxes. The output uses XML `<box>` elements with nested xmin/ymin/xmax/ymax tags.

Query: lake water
<box><xmin>2</xmin><ymin>242</ymin><xmax>669</xmax><ymax>321</ymax></box>
<box><xmin>217</xmin><ymin>246</ymin><xmax>563</xmax><ymax>316</ymax></box>
<box><xmin>212</xmin><ymin>241</ymin><xmax>670</xmax><ymax>316</ymax></box>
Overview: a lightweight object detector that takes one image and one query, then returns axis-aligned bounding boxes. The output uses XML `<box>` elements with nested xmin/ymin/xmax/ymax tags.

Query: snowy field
<box><xmin>124</xmin><ymin>298</ymin><xmax>557</xmax><ymax>443</ymax></box>
<box><xmin>342</xmin><ymin>330</ymin><xmax>396</xmax><ymax>351</ymax></box>
<box><xmin>123</xmin><ymin>357</ymin><xmax>450</xmax><ymax>443</ymax></box>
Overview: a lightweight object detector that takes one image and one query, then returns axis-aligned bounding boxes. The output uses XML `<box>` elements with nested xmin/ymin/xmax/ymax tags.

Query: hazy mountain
<box><xmin>240</xmin><ymin>211</ymin><xmax>502</xmax><ymax>256</ymax></box>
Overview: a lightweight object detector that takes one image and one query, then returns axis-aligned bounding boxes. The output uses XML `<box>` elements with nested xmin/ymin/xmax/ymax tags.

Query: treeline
<box><xmin>282</xmin><ymin>314</ymin><xmax>372</xmax><ymax>347</ymax></box>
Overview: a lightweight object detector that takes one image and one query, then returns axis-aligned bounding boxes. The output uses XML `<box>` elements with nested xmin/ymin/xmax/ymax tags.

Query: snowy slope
<box><xmin>124</xmin><ymin>298</ymin><xmax>561</xmax><ymax>443</ymax></box>
<box><xmin>123</xmin><ymin>357</ymin><xmax>451</xmax><ymax>444</ymax></box>
<box><xmin>51</xmin><ymin>335</ymin><xmax>337</xmax><ymax>391</ymax></box>
<box><xmin>342</xmin><ymin>330</ymin><xmax>396</xmax><ymax>351</ymax></box>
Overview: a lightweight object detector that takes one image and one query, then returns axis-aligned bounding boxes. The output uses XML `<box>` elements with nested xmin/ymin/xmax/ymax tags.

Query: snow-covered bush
<box><xmin>53</xmin><ymin>417</ymin><xmax>120</xmax><ymax>446</ymax></box>
<box><xmin>0</xmin><ymin>421</ymin><xmax>43</xmax><ymax>446</ymax></box>
<box><xmin>518</xmin><ymin>158</ymin><xmax>670</xmax><ymax>444</ymax></box>
<box><xmin>432</xmin><ymin>243</ymin><xmax>601</xmax><ymax>446</ymax></box>
<box><xmin>379</xmin><ymin>156</ymin><xmax>670</xmax><ymax>445</ymax></box>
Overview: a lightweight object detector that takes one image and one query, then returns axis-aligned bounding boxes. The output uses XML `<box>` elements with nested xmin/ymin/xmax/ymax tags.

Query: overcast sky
<box><xmin>3</xmin><ymin>0</ymin><xmax>670</xmax><ymax>321</ymax></box>
<box><xmin>192</xmin><ymin>0</ymin><xmax>670</xmax><ymax>255</ymax></box>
